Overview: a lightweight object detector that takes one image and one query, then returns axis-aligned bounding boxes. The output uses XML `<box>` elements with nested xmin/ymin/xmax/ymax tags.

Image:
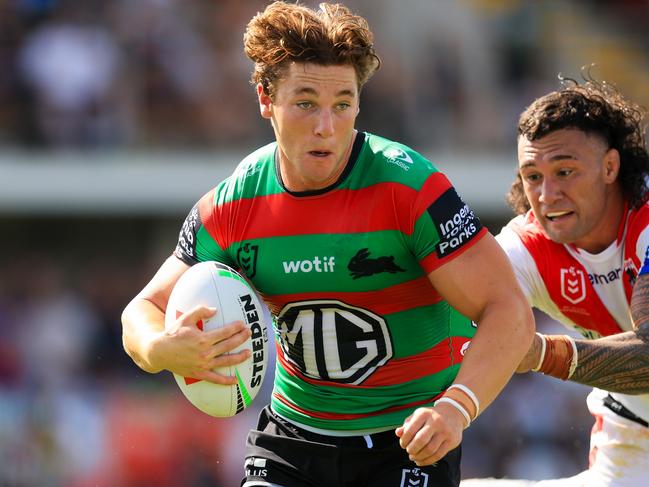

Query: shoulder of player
<box><xmin>361</xmin><ymin>132</ymin><xmax>441</xmax><ymax>187</ymax></box>
<box><xmin>624</xmin><ymin>201</ymin><xmax>649</xmax><ymax>257</ymax></box>
<box><xmin>498</xmin><ymin>212</ymin><xmax>557</xmax><ymax>254</ymax></box>
<box><xmin>495</xmin><ymin>216</ymin><xmax>543</xmax><ymax>280</ymax></box>
<box><xmin>627</xmin><ymin>200</ymin><xmax>649</xmax><ymax>231</ymax></box>
<box><xmin>495</xmin><ymin>216</ymin><xmax>526</xmax><ymax>249</ymax></box>
<box><xmin>231</xmin><ymin>142</ymin><xmax>276</xmax><ymax>182</ymax></box>
<box><xmin>210</xmin><ymin>142</ymin><xmax>276</xmax><ymax>198</ymax></box>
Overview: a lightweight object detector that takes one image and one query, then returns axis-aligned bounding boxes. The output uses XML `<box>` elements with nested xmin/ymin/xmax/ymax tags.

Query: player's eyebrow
<box><xmin>520</xmin><ymin>154</ymin><xmax>575</xmax><ymax>169</ymax></box>
<box><xmin>293</xmin><ymin>87</ymin><xmax>355</xmax><ymax>97</ymax></box>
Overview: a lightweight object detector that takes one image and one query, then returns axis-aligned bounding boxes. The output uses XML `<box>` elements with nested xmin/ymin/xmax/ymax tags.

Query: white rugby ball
<box><xmin>164</xmin><ymin>261</ymin><xmax>269</xmax><ymax>417</ymax></box>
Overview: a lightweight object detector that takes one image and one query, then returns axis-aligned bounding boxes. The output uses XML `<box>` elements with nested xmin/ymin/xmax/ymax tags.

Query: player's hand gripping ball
<box><xmin>165</xmin><ymin>261</ymin><xmax>270</xmax><ymax>417</ymax></box>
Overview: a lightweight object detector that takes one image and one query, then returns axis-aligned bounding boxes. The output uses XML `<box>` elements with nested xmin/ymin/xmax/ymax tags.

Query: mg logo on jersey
<box><xmin>400</xmin><ymin>467</ymin><xmax>429</xmax><ymax>487</ymax></box>
<box><xmin>276</xmin><ymin>300</ymin><xmax>393</xmax><ymax>385</ymax></box>
<box><xmin>560</xmin><ymin>266</ymin><xmax>587</xmax><ymax>304</ymax></box>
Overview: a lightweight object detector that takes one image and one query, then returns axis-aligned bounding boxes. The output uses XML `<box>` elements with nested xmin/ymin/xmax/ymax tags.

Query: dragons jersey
<box><xmin>174</xmin><ymin>131</ymin><xmax>487</xmax><ymax>432</ymax></box>
<box><xmin>496</xmin><ymin>204</ymin><xmax>649</xmax><ymax>423</ymax></box>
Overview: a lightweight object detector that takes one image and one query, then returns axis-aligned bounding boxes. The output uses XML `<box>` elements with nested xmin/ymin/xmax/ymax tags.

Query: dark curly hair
<box><xmin>243</xmin><ymin>1</ymin><xmax>380</xmax><ymax>99</ymax></box>
<box><xmin>507</xmin><ymin>73</ymin><xmax>649</xmax><ymax>214</ymax></box>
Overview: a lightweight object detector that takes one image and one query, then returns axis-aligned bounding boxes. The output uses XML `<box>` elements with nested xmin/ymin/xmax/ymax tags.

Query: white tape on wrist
<box><xmin>531</xmin><ymin>332</ymin><xmax>547</xmax><ymax>372</ymax></box>
<box><xmin>567</xmin><ymin>336</ymin><xmax>578</xmax><ymax>379</ymax></box>
<box><xmin>435</xmin><ymin>396</ymin><xmax>471</xmax><ymax>428</ymax></box>
<box><xmin>446</xmin><ymin>383</ymin><xmax>480</xmax><ymax>418</ymax></box>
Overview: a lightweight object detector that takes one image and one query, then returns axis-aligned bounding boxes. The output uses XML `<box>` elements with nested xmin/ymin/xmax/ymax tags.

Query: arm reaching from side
<box><xmin>517</xmin><ymin>273</ymin><xmax>649</xmax><ymax>394</ymax></box>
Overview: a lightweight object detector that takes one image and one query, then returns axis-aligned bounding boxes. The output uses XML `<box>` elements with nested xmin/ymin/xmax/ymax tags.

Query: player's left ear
<box><xmin>603</xmin><ymin>148</ymin><xmax>621</xmax><ymax>184</ymax></box>
<box><xmin>257</xmin><ymin>83</ymin><xmax>273</xmax><ymax>119</ymax></box>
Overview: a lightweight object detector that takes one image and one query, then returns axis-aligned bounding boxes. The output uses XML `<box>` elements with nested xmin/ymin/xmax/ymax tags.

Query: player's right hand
<box><xmin>149</xmin><ymin>305</ymin><xmax>252</xmax><ymax>384</ymax></box>
<box><xmin>516</xmin><ymin>332</ymin><xmax>543</xmax><ymax>373</ymax></box>
<box><xmin>395</xmin><ymin>403</ymin><xmax>464</xmax><ymax>466</ymax></box>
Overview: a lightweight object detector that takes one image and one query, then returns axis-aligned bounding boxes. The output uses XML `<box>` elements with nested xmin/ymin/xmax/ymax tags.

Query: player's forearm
<box><xmin>454</xmin><ymin>300</ymin><xmax>534</xmax><ymax>413</ymax></box>
<box><xmin>563</xmin><ymin>273</ymin><xmax>649</xmax><ymax>393</ymax></box>
<box><xmin>121</xmin><ymin>297</ymin><xmax>167</xmax><ymax>373</ymax></box>
<box><xmin>570</xmin><ymin>326</ymin><xmax>649</xmax><ymax>394</ymax></box>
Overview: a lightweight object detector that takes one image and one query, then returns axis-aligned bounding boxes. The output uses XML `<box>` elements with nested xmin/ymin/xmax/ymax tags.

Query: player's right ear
<box><xmin>257</xmin><ymin>83</ymin><xmax>273</xmax><ymax>119</ymax></box>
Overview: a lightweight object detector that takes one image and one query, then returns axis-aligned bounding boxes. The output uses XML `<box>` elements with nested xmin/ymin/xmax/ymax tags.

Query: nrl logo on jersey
<box><xmin>384</xmin><ymin>147</ymin><xmax>413</xmax><ymax>170</ymax></box>
<box><xmin>560</xmin><ymin>266</ymin><xmax>587</xmax><ymax>304</ymax></box>
<box><xmin>237</xmin><ymin>242</ymin><xmax>259</xmax><ymax>278</ymax></box>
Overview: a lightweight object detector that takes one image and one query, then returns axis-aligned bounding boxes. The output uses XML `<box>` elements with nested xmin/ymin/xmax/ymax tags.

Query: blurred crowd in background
<box><xmin>2</xmin><ymin>0</ymin><xmax>649</xmax><ymax>485</ymax></box>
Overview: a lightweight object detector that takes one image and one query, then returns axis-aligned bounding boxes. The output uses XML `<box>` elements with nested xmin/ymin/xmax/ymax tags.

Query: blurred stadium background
<box><xmin>2</xmin><ymin>0</ymin><xmax>648</xmax><ymax>485</ymax></box>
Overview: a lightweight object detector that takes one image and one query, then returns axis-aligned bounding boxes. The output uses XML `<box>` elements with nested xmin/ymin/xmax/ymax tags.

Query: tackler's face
<box><xmin>518</xmin><ymin>128</ymin><xmax>622</xmax><ymax>253</ymax></box>
<box><xmin>257</xmin><ymin>62</ymin><xmax>360</xmax><ymax>192</ymax></box>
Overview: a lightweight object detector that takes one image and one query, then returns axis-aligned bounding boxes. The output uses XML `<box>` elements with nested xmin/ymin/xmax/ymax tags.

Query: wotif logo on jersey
<box><xmin>283</xmin><ymin>256</ymin><xmax>335</xmax><ymax>274</ymax></box>
<box><xmin>560</xmin><ymin>266</ymin><xmax>587</xmax><ymax>304</ymax></box>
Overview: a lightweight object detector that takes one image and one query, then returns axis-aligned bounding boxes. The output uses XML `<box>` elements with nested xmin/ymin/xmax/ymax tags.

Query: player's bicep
<box><xmin>427</xmin><ymin>232</ymin><xmax>522</xmax><ymax>322</ymax></box>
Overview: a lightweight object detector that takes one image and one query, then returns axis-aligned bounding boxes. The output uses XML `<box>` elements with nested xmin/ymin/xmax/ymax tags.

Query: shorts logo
<box><xmin>244</xmin><ymin>457</ymin><xmax>268</xmax><ymax>478</ymax></box>
<box><xmin>400</xmin><ymin>467</ymin><xmax>429</xmax><ymax>487</ymax></box>
<box><xmin>237</xmin><ymin>243</ymin><xmax>259</xmax><ymax>278</ymax></box>
<box><xmin>560</xmin><ymin>266</ymin><xmax>586</xmax><ymax>304</ymax></box>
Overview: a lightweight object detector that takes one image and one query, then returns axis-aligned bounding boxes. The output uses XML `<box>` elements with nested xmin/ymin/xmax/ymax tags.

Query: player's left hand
<box><xmin>395</xmin><ymin>403</ymin><xmax>464</xmax><ymax>466</ymax></box>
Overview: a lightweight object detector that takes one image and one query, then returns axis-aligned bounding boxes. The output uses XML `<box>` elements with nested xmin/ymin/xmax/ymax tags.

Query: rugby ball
<box><xmin>164</xmin><ymin>261</ymin><xmax>269</xmax><ymax>417</ymax></box>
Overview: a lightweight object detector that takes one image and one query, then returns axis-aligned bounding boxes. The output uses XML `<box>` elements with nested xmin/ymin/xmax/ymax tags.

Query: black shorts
<box><xmin>241</xmin><ymin>405</ymin><xmax>461</xmax><ymax>487</ymax></box>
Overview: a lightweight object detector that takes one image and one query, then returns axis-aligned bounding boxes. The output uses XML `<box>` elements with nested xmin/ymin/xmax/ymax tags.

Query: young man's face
<box><xmin>518</xmin><ymin>128</ymin><xmax>622</xmax><ymax>253</ymax></box>
<box><xmin>257</xmin><ymin>62</ymin><xmax>360</xmax><ymax>192</ymax></box>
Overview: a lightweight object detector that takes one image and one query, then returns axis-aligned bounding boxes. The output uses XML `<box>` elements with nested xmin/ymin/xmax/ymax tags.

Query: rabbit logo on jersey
<box><xmin>427</xmin><ymin>188</ymin><xmax>482</xmax><ymax>257</ymax></box>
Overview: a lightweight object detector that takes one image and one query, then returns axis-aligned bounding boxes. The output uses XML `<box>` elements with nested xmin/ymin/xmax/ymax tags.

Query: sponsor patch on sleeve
<box><xmin>427</xmin><ymin>188</ymin><xmax>483</xmax><ymax>258</ymax></box>
<box><xmin>174</xmin><ymin>204</ymin><xmax>200</xmax><ymax>264</ymax></box>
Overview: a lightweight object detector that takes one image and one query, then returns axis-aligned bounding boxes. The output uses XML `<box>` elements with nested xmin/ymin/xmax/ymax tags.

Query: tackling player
<box><xmin>463</xmin><ymin>75</ymin><xmax>649</xmax><ymax>486</ymax></box>
<box><xmin>121</xmin><ymin>2</ymin><xmax>534</xmax><ymax>486</ymax></box>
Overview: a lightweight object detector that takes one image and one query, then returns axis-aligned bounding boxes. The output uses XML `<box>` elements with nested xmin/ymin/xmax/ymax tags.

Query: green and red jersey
<box><xmin>174</xmin><ymin>132</ymin><xmax>487</xmax><ymax>431</ymax></box>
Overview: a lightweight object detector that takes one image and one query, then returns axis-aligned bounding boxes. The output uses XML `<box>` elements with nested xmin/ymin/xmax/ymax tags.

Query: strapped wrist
<box><xmin>535</xmin><ymin>335</ymin><xmax>578</xmax><ymax>380</ymax></box>
<box><xmin>531</xmin><ymin>333</ymin><xmax>547</xmax><ymax>372</ymax></box>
